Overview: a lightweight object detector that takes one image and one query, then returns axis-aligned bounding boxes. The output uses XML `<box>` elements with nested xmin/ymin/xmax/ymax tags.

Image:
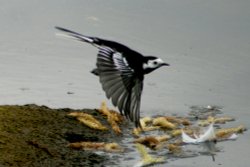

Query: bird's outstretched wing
<box><xmin>55</xmin><ymin>27</ymin><xmax>143</xmax><ymax>127</ymax></box>
<box><xmin>97</xmin><ymin>47</ymin><xmax>143</xmax><ymax>127</ymax></box>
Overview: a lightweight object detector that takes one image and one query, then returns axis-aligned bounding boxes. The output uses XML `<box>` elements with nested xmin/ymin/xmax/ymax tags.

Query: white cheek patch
<box><xmin>143</xmin><ymin>62</ymin><xmax>153</xmax><ymax>70</ymax></box>
<box><xmin>155</xmin><ymin>58</ymin><xmax>164</xmax><ymax>65</ymax></box>
<box><xmin>143</xmin><ymin>58</ymin><xmax>165</xmax><ymax>70</ymax></box>
<box><xmin>143</xmin><ymin>60</ymin><xmax>154</xmax><ymax>69</ymax></box>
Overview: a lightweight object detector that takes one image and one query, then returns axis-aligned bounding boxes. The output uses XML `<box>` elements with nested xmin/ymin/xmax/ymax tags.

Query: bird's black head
<box><xmin>143</xmin><ymin>56</ymin><xmax>169</xmax><ymax>74</ymax></box>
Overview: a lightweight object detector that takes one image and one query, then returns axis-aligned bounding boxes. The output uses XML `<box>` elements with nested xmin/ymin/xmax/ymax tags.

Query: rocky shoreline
<box><xmin>0</xmin><ymin>104</ymin><xmax>125</xmax><ymax>167</ymax></box>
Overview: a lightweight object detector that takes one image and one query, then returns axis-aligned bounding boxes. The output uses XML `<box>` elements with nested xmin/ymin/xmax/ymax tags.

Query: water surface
<box><xmin>0</xmin><ymin>1</ymin><xmax>250</xmax><ymax>166</ymax></box>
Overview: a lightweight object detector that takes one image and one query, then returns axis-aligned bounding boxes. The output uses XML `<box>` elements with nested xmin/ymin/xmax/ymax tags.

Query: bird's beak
<box><xmin>162</xmin><ymin>63</ymin><xmax>170</xmax><ymax>66</ymax></box>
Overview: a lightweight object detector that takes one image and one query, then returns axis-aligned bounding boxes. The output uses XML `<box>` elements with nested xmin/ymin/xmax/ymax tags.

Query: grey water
<box><xmin>0</xmin><ymin>1</ymin><xmax>250</xmax><ymax>166</ymax></box>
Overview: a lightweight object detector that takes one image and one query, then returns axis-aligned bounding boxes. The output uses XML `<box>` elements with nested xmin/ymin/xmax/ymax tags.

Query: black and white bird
<box><xmin>55</xmin><ymin>27</ymin><xmax>169</xmax><ymax>127</ymax></box>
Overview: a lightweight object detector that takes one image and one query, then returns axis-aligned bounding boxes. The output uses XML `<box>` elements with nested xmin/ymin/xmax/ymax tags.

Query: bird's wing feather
<box><xmin>55</xmin><ymin>26</ymin><xmax>102</xmax><ymax>48</ymax></box>
<box><xmin>97</xmin><ymin>47</ymin><xmax>143</xmax><ymax>127</ymax></box>
<box><xmin>55</xmin><ymin>27</ymin><xmax>143</xmax><ymax>127</ymax></box>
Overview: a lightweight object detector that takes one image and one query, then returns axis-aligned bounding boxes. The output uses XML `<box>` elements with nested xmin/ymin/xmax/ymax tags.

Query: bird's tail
<box><xmin>55</xmin><ymin>26</ymin><xmax>96</xmax><ymax>45</ymax></box>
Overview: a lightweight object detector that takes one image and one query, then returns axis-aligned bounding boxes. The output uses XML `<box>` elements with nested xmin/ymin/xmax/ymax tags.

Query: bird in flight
<box><xmin>55</xmin><ymin>27</ymin><xmax>169</xmax><ymax>127</ymax></box>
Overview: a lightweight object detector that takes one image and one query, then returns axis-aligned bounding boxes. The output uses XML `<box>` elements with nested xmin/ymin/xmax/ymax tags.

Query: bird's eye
<box><xmin>153</xmin><ymin>61</ymin><xmax>158</xmax><ymax>65</ymax></box>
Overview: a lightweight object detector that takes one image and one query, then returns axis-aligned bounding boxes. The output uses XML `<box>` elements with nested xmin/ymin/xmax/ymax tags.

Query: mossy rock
<box><xmin>0</xmin><ymin>104</ymin><xmax>123</xmax><ymax>167</ymax></box>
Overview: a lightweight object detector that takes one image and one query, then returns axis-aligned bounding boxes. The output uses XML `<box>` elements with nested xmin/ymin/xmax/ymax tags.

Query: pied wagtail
<box><xmin>55</xmin><ymin>27</ymin><xmax>169</xmax><ymax>127</ymax></box>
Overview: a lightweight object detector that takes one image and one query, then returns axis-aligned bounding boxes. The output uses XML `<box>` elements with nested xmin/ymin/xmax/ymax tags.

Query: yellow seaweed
<box><xmin>135</xmin><ymin>143</ymin><xmax>165</xmax><ymax>167</ymax></box>
<box><xmin>216</xmin><ymin>125</ymin><xmax>246</xmax><ymax>139</ymax></box>
<box><xmin>171</xmin><ymin>128</ymin><xmax>193</xmax><ymax>137</ymax></box>
<box><xmin>134</xmin><ymin>135</ymin><xmax>170</xmax><ymax>150</ymax></box>
<box><xmin>164</xmin><ymin>116</ymin><xmax>191</xmax><ymax>126</ymax></box>
<box><xmin>68</xmin><ymin>141</ymin><xmax>124</xmax><ymax>152</ymax></box>
<box><xmin>152</xmin><ymin>117</ymin><xmax>176</xmax><ymax>129</ymax></box>
<box><xmin>132</xmin><ymin>126</ymin><xmax>160</xmax><ymax>137</ymax></box>
<box><xmin>98</xmin><ymin>101</ymin><xmax>123</xmax><ymax>134</ymax></box>
<box><xmin>132</xmin><ymin>116</ymin><xmax>160</xmax><ymax>137</ymax></box>
<box><xmin>198</xmin><ymin>116</ymin><xmax>235</xmax><ymax>126</ymax></box>
<box><xmin>167</xmin><ymin>143</ymin><xmax>182</xmax><ymax>154</ymax></box>
<box><xmin>107</xmin><ymin>113</ymin><xmax>122</xmax><ymax>134</ymax></box>
<box><xmin>140</xmin><ymin>117</ymin><xmax>153</xmax><ymax>127</ymax></box>
<box><xmin>68</xmin><ymin>112</ymin><xmax>108</xmax><ymax>131</ymax></box>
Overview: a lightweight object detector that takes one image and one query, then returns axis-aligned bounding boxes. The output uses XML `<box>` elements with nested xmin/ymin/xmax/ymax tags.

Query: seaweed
<box><xmin>0</xmin><ymin>104</ymin><xmax>116</xmax><ymax>167</ymax></box>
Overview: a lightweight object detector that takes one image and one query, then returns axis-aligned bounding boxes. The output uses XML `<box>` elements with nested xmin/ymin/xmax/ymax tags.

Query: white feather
<box><xmin>182</xmin><ymin>123</ymin><xmax>216</xmax><ymax>144</ymax></box>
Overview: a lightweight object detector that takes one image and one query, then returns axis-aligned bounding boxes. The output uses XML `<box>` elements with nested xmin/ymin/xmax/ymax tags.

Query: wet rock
<box><xmin>0</xmin><ymin>104</ymin><xmax>121</xmax><ymax>167</ymax></box>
